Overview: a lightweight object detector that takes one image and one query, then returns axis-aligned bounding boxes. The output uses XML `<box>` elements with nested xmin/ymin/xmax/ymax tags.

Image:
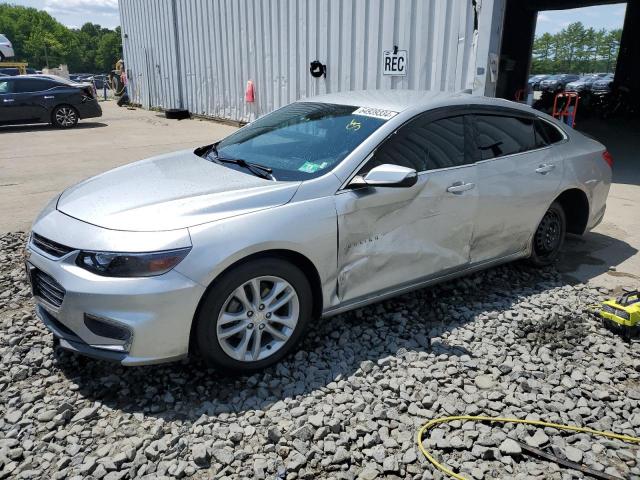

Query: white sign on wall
<box><xmin>382</xmin><ymin>49</ymin><xmax>407</xmax><ymax>76</ymax></box>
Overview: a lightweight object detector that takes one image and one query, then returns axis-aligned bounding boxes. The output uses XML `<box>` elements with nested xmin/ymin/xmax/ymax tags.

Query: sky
<box><xmin>536</xmin><ymin>3</ymin><xmax>627</xmax><ymax>35</ymax></box>
<box><xmin>3</xmin><ymin>0</ymin><xmax>120</xmax><ymax>29</ymax></box>
<box><xmin>1</xmin><ymin>0</ymin><xmax>628</xmax><ymax>33</ymax></box>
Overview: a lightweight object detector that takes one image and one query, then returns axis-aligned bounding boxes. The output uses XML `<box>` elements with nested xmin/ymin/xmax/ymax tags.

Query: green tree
<box><xmin>0</xmin><ymin>4</ymin><xmax>121</xmax><ymax>72</ymax></box>
<box><xmin>95</xmin><ymin>27</ymin><xmax>122</xmax><ymax>72</ymax></box>
<box><xmin>532</xmin><ymin>21</ymin><xmax>622</xmax><ymax>75</ymax></box>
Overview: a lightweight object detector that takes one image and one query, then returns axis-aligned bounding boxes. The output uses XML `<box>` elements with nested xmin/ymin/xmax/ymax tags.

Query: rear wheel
<box><xmin>52</xmin><ymin>105</ymin><xmax>78</xmax><ymax>128</ymax></box>
<box><xmin>195</xmin><ymin>258</ymin><xmax>313</xmax><ymax>372</ymax></box>
<box><xmin>529</xmin><ymin>202</ymin><xmax>566</xmax><ymax>267</ymax></box>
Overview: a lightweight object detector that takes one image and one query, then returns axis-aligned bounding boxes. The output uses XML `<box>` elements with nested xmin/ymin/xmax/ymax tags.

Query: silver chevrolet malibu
<box><xmin>26</xmin><ymin>90</ymin><xmax>612</xmax><ymax>371</ymax></box>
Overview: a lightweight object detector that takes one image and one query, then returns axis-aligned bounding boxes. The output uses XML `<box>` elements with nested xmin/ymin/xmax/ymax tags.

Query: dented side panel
<box><xmin>470</xmin><ymin>147</ymin><xmax>564</xmax><ymax>263</ymax></box>
<box><xmin>334</xmin><ymin>166</ymin><xmax>478</xmax><ymax>302</ymax></box>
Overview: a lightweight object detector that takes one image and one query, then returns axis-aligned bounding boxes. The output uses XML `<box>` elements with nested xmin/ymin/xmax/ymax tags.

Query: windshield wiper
<box><xmin>207</xmin><ymin>143</ymin><xmax>219</xmax><ymax>158</ymax></box>
<box><xmin>215</xmin><ymin>157</ymin><xmax>275</xmax><ymax>181</ymax></box>
<box><xmin>204</xmin><ymin>143</ymin><xmax>275</xmax><ymax>180</ymax></box>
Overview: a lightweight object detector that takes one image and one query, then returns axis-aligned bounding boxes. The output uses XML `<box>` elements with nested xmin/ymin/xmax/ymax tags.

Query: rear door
<box><xmin>469</xmin><ymin>111</ymin><xmax>564</xmax><ymax>263</ymax></box>
<box><xmin>334</xmin><ymin>111</ymin><xmax>479</xmax><ymax>302</ymax></box>
<box><xmin>13</xmin><ymin>78</ymin><xmax>61</xmax><ymax>122</ymax></box>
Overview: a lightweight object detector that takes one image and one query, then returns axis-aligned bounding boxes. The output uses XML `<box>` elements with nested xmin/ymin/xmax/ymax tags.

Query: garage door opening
<box><xmin>497</xmin><ymin>0</ymin><xmax>639</xmax><ymax>184</ymax></box>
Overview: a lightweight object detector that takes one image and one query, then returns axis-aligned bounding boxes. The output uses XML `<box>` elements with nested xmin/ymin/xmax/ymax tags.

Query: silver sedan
<box><xmin>26</xmin><ymin>90</ymin><xmax>612</xmax><ymax>371</ymax></box>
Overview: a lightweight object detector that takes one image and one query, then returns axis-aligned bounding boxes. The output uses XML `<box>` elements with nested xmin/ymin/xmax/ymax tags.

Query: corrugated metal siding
<box><xmin>119</xmin><ymin>0</ymin><xmax>478</xmax><ymax>122</ymax></box>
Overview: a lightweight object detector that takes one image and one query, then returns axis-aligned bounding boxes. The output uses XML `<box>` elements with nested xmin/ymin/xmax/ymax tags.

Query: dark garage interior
<box><xmin>497</xmin><ymin>0</ymin><xmax>639</xmax><ymax>185</ymax></box>
<box><xmin>497</xmin><ymin>0</ymin><xmax>639</xmax><ymax>104</ymax></box>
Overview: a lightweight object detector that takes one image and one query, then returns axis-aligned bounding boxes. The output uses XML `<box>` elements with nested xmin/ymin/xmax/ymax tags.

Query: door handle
<box><xmin>535</xmin><ymin>163</ymin><xmax>555</xmax><ymax>174</ymax></box>
<box><xmin>2</xmin><ymin>98</ymin><xmax>15</xmax><ymax>103</ymax></box>
<box><xmin>43</xmin><ymin>95</ymin><xmax>54</xmax><ymax>99</ymax></box>
<box><xmin>446</xmin><ymin>182</ymin><xmax>476</xmax><ymax>194</ymax></box>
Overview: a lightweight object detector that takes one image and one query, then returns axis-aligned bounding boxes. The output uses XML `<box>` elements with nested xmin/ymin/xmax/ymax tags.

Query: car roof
<box><xmin>5</xmin><ymin>74</ymin><xmax>80</xmax><ymax>84</ymax></box>
<box><xmin>301</xmin><ymin>89</ymin><xmax>538</xmax><ymax>115</ymax></box>
<box><xmin>301</xmin><ymin>89</ymin><xmax>457</xmax><ymax>112</ymax></box>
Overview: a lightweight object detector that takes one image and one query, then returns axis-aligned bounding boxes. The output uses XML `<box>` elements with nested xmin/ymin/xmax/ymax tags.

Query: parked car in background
<box><xmin>591</xmin><ymin>74</ymin><xmax>615</xmax><ymax>93</ymax></box>
<box><xmin>0</xmin><ymin>67</ymin><xmax>38</xmax><ymax>76</ymax></box>
<box><xmin>539</xmin><ymin>74</ymin><xmax>580</xmax><ymax>92</ymax></box>
<box><xmin>69</xmin><ymin>73</ymin><xmax>91</xmax><ymax>82</ymax></box>
<box><xmin>528</xmin><ymin>74</ymin><xmax>549</xmax><ymax>90</ymax></box>
<box><xmin>25</xmin><ymin>90</ymin><xmax>612</xmax><ymax>370</ymax></box>
<box><xmin>69</xmin><ymin>74</ymin><xmax>109</xmax><ymax>91</ymax></box>
<box><xmin>565</xmin><ymin>74</ymin><xmax>603</xmax><ymax>93</ymax></box>
<box><xmin>0</xmin><ymin>74</ymin><xmax>102</xmax><ymax>128</ymax></box>
<box><xmin>0</xmin><ymin>34</ymin><xmax>15</xmax><ymax>61</ymax></box>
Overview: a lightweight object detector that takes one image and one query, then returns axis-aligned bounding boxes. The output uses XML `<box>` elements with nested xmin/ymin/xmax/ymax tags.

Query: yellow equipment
<box><xmin>0</xmin><ymin>62</ymin><xmax>28</xmax><ymax>75</ymax></box>
<box><xmin>599</xmin><ymin>290</ymin><xmax>640</xmax><ymax>339</ymax></box>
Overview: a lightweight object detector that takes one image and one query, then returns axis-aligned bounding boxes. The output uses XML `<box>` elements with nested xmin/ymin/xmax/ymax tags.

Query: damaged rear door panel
<box><xmin>469</xmin><ymin>111</ymin><xmax>564</xmax><ymax>263</ymax></box>
<box><xmin>334</xmin><ymin>113</ymin><xmax>479</xmax><ymax>303</ymax></box>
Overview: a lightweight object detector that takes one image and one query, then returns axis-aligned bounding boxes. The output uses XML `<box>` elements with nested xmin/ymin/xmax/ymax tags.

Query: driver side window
<box><xmin>359</xmin><ymin>115</ymin><xmax>467</xmax><ymax>175</ymax></box>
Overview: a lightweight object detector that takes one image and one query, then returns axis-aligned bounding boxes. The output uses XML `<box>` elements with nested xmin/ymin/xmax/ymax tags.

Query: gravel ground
<box><xmin>1</xmin><ymin>231</ymin><xmax>639</xmax><ymax>480</ymax></box>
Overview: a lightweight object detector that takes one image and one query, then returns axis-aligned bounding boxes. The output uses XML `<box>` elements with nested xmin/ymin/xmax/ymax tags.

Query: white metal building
<box><xmin>118</xmin><ymin>0</ymin><xmax>504</xmax><ymax>123</ymax></box>
<box><xmin>118</xmin><ymin>0</ymin><xmax>638</xmax><ymax>124</ymax></box>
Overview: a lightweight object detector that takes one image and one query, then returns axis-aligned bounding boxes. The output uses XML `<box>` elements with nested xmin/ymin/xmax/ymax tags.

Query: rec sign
<box><xmin>382</xmin><ymin>49</ymin><xmax>407</xmax><ymax>76</ymax></box>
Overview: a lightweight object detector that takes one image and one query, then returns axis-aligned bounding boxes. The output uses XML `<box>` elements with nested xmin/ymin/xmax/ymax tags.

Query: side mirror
<box><xmin>350</xmin><ymin>164</ymin><xmax>418</xmax><ymax>188</ymax></box>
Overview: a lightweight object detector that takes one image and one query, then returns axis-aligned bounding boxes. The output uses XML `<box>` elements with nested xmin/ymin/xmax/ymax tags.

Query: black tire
<box><xmin>195</xmin><ymin>258</ymin><xmax>313</xmax><ymax>373</ymax></box>
<box><xmin>529</xmin><ymin>202</ymin><xmax>566</xmax><ymax>267</ymax></box>
<box><xmin>51</xmin><ymin>105</ymin><xmax>79</xmax><ymax>128</ymax></box>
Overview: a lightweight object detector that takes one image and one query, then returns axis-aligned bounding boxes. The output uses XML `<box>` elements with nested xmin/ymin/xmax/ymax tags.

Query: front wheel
<box><xmin>529</xmin><ymin>202</ymin><xmax>566</xmax><ymax>267</ymax></box>
<box><xmin>195</xmin><ymin>258</ymin><xmax>313</xmax><ymax>372</ymax></box>
<box><xmin>52</xmin><ymin>105</ymin><xmax>78</xmax><ymax>128</ymax></box>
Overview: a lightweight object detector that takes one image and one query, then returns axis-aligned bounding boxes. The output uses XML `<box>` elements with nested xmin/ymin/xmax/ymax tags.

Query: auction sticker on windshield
<box><xmin>353</xmin><ymin>107</ymin><xmax>398</xmax><ymax>120</ymax></box>
<box><xmin>298</xmin><ymin>161</ymin><xmax>329</xmax><ymax>173</ymax></box>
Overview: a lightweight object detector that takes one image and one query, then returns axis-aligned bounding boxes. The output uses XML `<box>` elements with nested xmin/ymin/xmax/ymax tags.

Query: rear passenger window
<box><xmin>14</xmin><ymin>79</ymin><xmax>54</xmax><ymax>93</ymax></box>
<box><xmin>363</xmin><ymin>115</ymin><xmax>467</xmax><ymax>173</ymax></box>
<box><xmin>535</xmin><ymin>119</ymin><xmax>565</xmax><ymax>145</ymax></box>
<box><xmin>474</xmin><ymin>115</ymin><xmax>536</xmax><ymax>160</ymax></box>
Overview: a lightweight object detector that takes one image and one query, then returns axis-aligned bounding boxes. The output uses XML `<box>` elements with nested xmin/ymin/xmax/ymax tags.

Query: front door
<box><xmin>334</xmin><ymin>113</ymin><xmax>479</xmax><ymax>303</ymax></box>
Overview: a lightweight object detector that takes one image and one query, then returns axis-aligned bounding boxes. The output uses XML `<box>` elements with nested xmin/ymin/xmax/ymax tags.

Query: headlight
<box><xmin>76</xmin><ymin>247</ymin><xmax>191</xmax><ymax>277</ymax></box>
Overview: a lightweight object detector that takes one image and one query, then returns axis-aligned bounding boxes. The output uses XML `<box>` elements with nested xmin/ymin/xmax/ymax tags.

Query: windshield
<box><xmin>215</xmin><ymin>102</ymin><xmax>390</xmax><ymax>181</ymax></box>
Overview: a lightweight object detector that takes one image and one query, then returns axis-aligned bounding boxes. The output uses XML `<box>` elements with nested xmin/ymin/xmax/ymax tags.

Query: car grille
<box><xmin>32</xmin><ymin>269</ymin><xmax>66</xmax><ymax>308</ymax></box>
<box><xmin>31</xmin><ymin>233</ymin><xmax>74</xmax><ymax>258</ymax></box>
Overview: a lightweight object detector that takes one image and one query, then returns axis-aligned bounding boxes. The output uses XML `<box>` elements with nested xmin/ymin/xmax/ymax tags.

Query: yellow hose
<box><xmin>417</xmin><ymin>415</ymin><xmax>640</xmax><ymax>480</ymax></box>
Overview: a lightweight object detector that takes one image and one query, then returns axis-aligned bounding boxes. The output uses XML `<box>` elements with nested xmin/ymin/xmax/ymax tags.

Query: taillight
<box><xmin>602</xmin><ymin>150</ymin><xmax>614</xmax><ymax>168</ymax></box>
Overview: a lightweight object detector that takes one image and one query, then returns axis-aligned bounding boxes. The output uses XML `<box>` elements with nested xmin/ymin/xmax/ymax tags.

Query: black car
<box><xmin>539</xmin><ymin>74</ymin><xmax>580</xmax><ymax>92</ymax></box>
<box><xmin>0</xmin><ymin>74</ymin><xmax>102</xmax><ymax>128</ymax></box>
<box><xmin>564</xmin><ymin>74</ymin><xmax>602</xmax><ymax>93</ymax></box>
<box><xmin>527</xmin><ymin>74</ymin><xmax>549</xmax><ymax>90</ymax></box>
<box><xmin>591</xmin><ymin>74</ymin><xmax>615</xmax><ymax>93</ymax></box>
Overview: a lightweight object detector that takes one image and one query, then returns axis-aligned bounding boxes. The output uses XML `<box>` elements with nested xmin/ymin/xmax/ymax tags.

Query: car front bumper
<box><xmin>26</xmin><ymin>211</ymin><xmax>206</xmax><ymax>365</ymax></box>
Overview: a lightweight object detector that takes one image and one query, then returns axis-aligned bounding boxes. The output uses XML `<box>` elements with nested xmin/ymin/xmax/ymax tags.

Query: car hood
<box><xmin>57</xmin><ymin>149</ymin><xmax>301</xmax><ymax>231</ymax></box>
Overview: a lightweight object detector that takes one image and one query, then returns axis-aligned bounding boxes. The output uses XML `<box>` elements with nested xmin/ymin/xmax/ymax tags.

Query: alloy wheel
<box><xmin>216</xmin><ymin>275</ymin><xmax>299</xmax><ymax>362</ymax></box>
<box><xmin>55</xmin><ymin>107</ymin><xmax>77</xmax><ymax>127</ymax></box>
